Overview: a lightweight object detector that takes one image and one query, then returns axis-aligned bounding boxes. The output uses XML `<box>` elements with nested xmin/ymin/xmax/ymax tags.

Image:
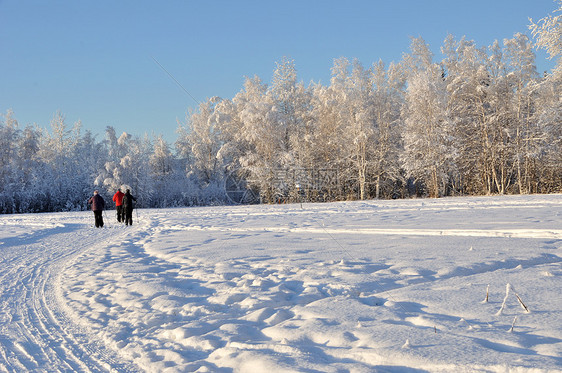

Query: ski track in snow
<box><xmin>1</xmin><ymin>194</ymin><xmax>562</xmax><ymax>372</ymax></box>
<box><xmin>0</xmin><ymin>217</ymin><xmax>139</xmax><ymax>372</ymax></box>
<box><xmin>167</xmin><ymin>225</ymin><xmax>562</xmax><ymax>239</ymax></box>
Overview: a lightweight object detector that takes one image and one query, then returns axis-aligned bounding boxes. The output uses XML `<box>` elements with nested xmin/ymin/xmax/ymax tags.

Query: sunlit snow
<box><xmin>1</xmin><ymin>194</ymin><xmax>561</xmax><ymax>372</ymax></box>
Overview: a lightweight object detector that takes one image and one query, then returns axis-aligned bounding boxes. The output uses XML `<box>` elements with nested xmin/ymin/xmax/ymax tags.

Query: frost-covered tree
<box><xmin>149</xmin><ymin>135</ymin><xmax>188</xmax><ymax>207</ymax></box>
<box><xmin>97</xmin><ymin>128</ymin><xmax>128</xmax><ymax>192</ymax></box>
<box><xmin>35</xmin><ymin>112</ymin><xmax>86</xmax><ymax>210</ymax></box>
<box><xmin>176</xmin><ymin>96</ymin><xmax>229</xmax><ymax>203</ymax></box>
<box><xmin>73</xmin><ymin>129</ymin><xmax>105</xmax><ymax>205</ymax></box>
<box><xmin>529</xmin><ymin>0</ymin><xmax>562</xmax><ymax>77</ymax></box>
<box><xmin>269</xmin><ymin>57</ymin><xmax>313</xmax><ymax>172</ymax></box>
<box><xmin>150</xmin><ymin>135</ymin><xmax>173</xmax><ymax>177</ymax></box>
<box><xmin>97</xmin><ymin>128</ymin><xmax>152</xmax><ymax>206</ymax></box>
<box><xmin>308</xmin><ymin>83</ymin><xmax>344</xmax><ymax>171</ymax></box>
<box><xmin>485</xmin><ymin>39</ymin><xmax>521</xmax><ymax>195</ymax></box>
<box><xmin>104</xmin><ymin>125</ymin><xmax>128</xmax><ymax>160</ymax></box>
<box><xmin>533</xmin><ymin>75</ymin><xmax>562</xmax><ymax>192</ymax></box>
<box><xmin>402</xmin><ymin>37</ymin><xmax>452</xmax><ymax>197</ymax></box>
<box><xmin>503</xmin><ymin>33</ymin><xmax>540</xmax><ymax>193</ymax></box>
<box><xmin>233</xmin><ymin>75</ymin><xmax>281</xmax><ymax>202</ymax></box>
<box><xmin>15</xmin><ymin>125</ymin><xmax>43</xmax><ymax>211</ymax></box>
<box><xmin>183</xmin><ymin>98</ymin><xmax>224</xmax><ymax>183</ymax></box>
<box><xmin>0</xmin><ymin>110</ymin><xmax>20</xmax><ymax>188</ymax></box>
<box><xmin>370</xmin><ymin>60</ymin><xmax>405</xmax><ymax>198</ymax></box>
<box><xmin>17</xmin><ymin>125</ymin><xmax>40</xmax><ymax>186</ymax></box>
<box><xmin>442</xmin><ymin>35</ymin><xmax>492</xmax><ymax>194</ymax></box>
<box><xmin>0</xmin><ymin>110</ymin><xmax>21</xmax><ymax>213</ymax></box>
<box><xmin>270</xmin><ymin>57</ymin><xmax>299</xmax><ymax>157</ymax></box>
<box><xmin>211</xmin><ymin>98</ymin><xmax>245</xmax><ymax>173</ymax></box>
<box><xmin>330</xmin><ymin>58</ymin><xmax>378</xmax><ymax>200</ymax></box>
<box><xmin>529</xmin><ymin>1</ymin><xmax>562</xmax><ymax>192</ymax></box>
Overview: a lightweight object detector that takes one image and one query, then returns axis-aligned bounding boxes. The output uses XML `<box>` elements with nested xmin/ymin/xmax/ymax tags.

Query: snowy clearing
<box><xmin>1</xmin><ymin>194</ymin><xmax>561</xmax><ymax>372</ymax></box>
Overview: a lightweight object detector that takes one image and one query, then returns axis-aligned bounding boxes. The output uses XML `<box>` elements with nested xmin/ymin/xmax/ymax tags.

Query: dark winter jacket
<box><xmin>112</xmin><ymin>190</ymin><xmax>124</xmax><ymax>206</ymax></box>
<box><xmin>122</xmin><ymin>191</ymin><xmax>136</xmax><ymax>211</ymax></box>
<box><xmin>88</xmin><ymin>194</ymin><xmax>105</xmax><ymax>211</ymax></box>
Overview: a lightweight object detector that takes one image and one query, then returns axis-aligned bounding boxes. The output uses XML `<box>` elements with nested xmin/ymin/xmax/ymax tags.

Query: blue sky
<box><xmin>1</xmin><ymin>0</ymin><xmax>558</xmax><ymax>145</ymax></box>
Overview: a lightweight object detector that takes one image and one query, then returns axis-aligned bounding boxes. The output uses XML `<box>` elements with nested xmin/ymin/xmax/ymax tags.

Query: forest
<box><xmin>1</xmin><ymin>12</ymin><xmax>562</xmax><ymax>213</ymax></box>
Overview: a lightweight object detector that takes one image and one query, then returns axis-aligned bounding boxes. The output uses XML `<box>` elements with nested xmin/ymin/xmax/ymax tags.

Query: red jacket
<box><xmin>113</xmin><ymin>190</ymin><xmax>124</xmax><ymax>206</ymax></box>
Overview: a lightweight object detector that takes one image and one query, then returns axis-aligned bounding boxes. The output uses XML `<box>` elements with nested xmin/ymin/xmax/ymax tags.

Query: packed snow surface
<box><xmin>1</xmin><ymin>194</ymin><xmax>562</xmax><ymax>372</ymax></box>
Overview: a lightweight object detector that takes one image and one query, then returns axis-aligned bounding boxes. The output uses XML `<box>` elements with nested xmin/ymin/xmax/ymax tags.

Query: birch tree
<box><xmin>0</xmin><ymin>110</ymin><xmax>19</xmax><ymax>190</ymax></box>
<box><xmin>182</xmin><ymin>97</ymin><xmax>225</xmax><ymax>186</ymax></box>
<box><xmin>307</xmin><ymin>83</ymin><xmax>345</xmax><ymax>198</ymax></box>
<box><xmin>402</xmin><ymin>37</ymin><xmax>452</xmax><ymax>197</ymax></box>
<box><xmin>370</xmin><ymin>60</ymin><xmax>405</xmax><ymax>198</ymax></box>
<box><xmin>529</xmin><ymin>0</ymin><xmax>562</xmax><ymax>77</ymax></box>
<box><xmin>442</xmin><ymin>35</ymin><xmax>492</xmax><ymax>194</ymax></box>
<box><xmin>328</xmin><ymin>57</ymin><xmax>377</xmax><ymax>200</ymax></box>
<box><xmin>529</xmin><ymin>0</ymin><xmax>562</xmax><ymax>191</ymax></box>
<box><xmin>486</xmin><ymin>40</ymin><xmax>517</xmax><ymax>194</ymax></box>
<box><xmin>503</xmin><ymin>33</ymin><xmax>540</xmax><ymax>193</ymax></box>
<box><xmin>98</xmin><ymin>129</ymin><xmax>152</xmax><ymax>206</ymax></box>
<box><xmin>36</xmin><ymin>112</ymin><xmax>85</xmax><ymax>210</ymax></box>
<box><xmin>234</xmin><ymin>76</ymin><xmax>279</xmax><ymax>202</ymax></box>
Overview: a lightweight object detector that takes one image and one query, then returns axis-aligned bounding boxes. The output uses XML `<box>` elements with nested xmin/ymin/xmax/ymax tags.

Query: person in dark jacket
<box><xmin>122</xmin><ymin>189</ymin><xmax>137</xmax><ymax>226</ymax></box>
<box><xmin>88</xmin><ymin>190</ymin><xmax>105</xmax><ymax>228</ymax></box>
<box><xmin>112</xmin><ymin>188</ymin><xmax>125</xmax><ymax>222</ymax></box>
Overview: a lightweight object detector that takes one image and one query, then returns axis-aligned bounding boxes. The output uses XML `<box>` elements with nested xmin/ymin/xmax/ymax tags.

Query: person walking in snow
<box><xmin>122</xmin><ymin>189</ymin><xmax>137</xmax><ymax>226</ymax></box>
<box><xmin>112</xmin><ymin>188</ymin><xmax>125</xmax><ymax>222</ymax></box>
<box><xmin>88</xmin><ymin>190</ymin><xmax>105</xmax><ymax>228</ymax></box>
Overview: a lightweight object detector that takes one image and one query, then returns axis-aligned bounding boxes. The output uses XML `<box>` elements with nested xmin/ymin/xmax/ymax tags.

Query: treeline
<box><xmin>0</xmin><ymin>112</ymin><xmax>210</xmax><ymax>213</ymax></box>
<box><xmin>1</xmin><ymin>33</ymin><xmax>562</xmax><ymax>213</ymax></box>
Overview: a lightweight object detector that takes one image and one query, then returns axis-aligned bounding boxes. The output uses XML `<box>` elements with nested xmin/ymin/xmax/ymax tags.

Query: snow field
<box><xmin>1</xmin><ymin>194</ymin><xmax>562</xmax><ymax>372</ymax></box>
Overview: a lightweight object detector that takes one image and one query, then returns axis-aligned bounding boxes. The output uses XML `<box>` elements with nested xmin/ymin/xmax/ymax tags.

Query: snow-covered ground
<box><xmin>1</xmin><ymin>194</ymin><xmax>561</xmax><ymax>372</ymax></box>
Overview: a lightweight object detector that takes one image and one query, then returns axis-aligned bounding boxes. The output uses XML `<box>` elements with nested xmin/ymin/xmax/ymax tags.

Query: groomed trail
<box><xmin>1</xmin><ymin>195</ymin><xmax>561</xmax><ymax>372</ymax></box>
<box><xmin>0</xmin><ymin>215</ymin><xmax>140</xmax><ymax>372</ymax></box>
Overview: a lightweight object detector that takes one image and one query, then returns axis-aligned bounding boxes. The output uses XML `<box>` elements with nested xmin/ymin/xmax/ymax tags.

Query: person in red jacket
<box><xmin>112</xmin><ymin>188</ymin><xmax>125</xmax><ymax>223</ymax></box>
